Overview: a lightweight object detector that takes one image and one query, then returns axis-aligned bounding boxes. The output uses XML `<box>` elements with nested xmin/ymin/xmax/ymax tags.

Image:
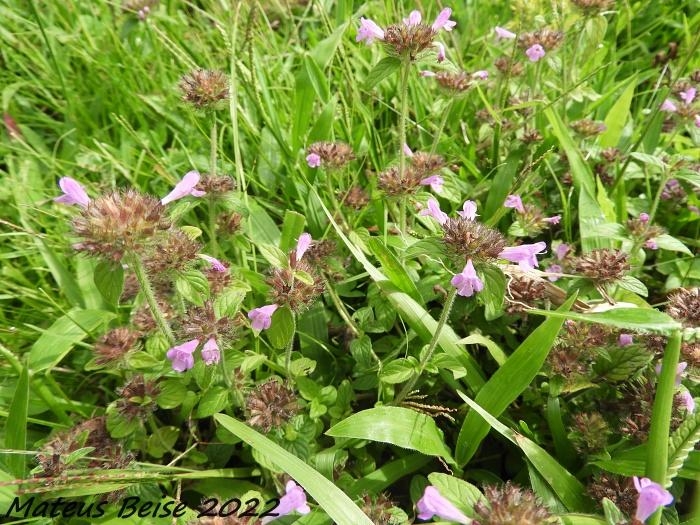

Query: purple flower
<box><xmin>660</xmin><ymin>99</ymin><xmax>677</xmax><ymax>112</ymax></box>
<box><xmin>416</xmin><ymin>486</ymin><xmax>470</xmax><ymax>524</ymax></box>
<box><xmin>639</xmin><ymin>212</ymin><xmax>650</xmax><ymax>223</ymax></box>
<box><xmin>644</xmin><ymin>239</ymin><xmax>658</xmax><ymax>250</ymax></box>
<box><xmin>618</xmin><ymin>333</ymin><xmax>634</xmax><ymax>346</ymax></box>
<box><xmin>499</xmin><ymin>241</ymin><xmax>547</xmax><ymax>270</ymax></box>
<box><xmin>403</xmin><ymin>143</ymin><xmax>414</xmax><ymax>157</ymax></box>
<box><xmin>555</xmin><ymin>243</ymin><xmax>570</xmax><ymax>260</ymax></box>
<box><xmin>431</xmin><ymin>8</ymin><xmax>456</xmax><ymax>32</ymax></box>
<box><xmin>200</xmin><ymin>254</ymin><xmax>227</xmax><ymax>272</ymax></box>
<box><xmin>161</xmin><ymin>171</ymin><xmax>206</xmax><ymax>205</ymax></box>
<box><xmin>679</xmin><ymin>87</ymin><xmax>696</xmax><ymax>104</ymax></box>
<box><xmin>261</xmin><ymin>480</ymin><xmax>311</xmax><ymax>524</ymax></box>
<box><xmin>457</xmin><ymin>200</ymin><xmax>478</xmax><ymax>220</ymax></box>
<box><xmin>545</xmin><ymin>264</ymin><xmax>562</xmax><ymax>282</ymax></box>
<box><xmin>504</xmin><ymin>194</ymin><xmax>525</xmax><ymax>213</ymax></box>
<box><xmin>166</xmin><ymin>339</ymin><xmax>198</xmax><ymax>372</ymax></box>
<box><xmin>472</xmin><ymin>70</ymin><xmax>489</xmax><ymax>80</ymax></box>
<box><xmin>357</xmin><ymin>17</ymin><xmax>385</xmax><ymax>44</ymax></box>
<box><xmin>403</xmin><ymin>10</ymin><xmax>422</xmax><ymax>27</ymax></box>
<box><xmin>526</xmin><ymin>44</ymin><xmax>545</xmax><ymax>62</ymax></box>
<box><xmin>494</xmin><ymin>26</ymin><xmax>516</xmax><ymax>40</ymax></box>
<box><xmin>420</xmin><ymin>71</ymin><xmax>437</xmax><ymax>78</ymax></box>
<box><xmin>451</xmin><ymin>260</ymin><xmax>484</xmax><ymax>297</ymax></box>
<box><xmin>54</xmin><ymin>177</ymin><xmax>91</xmax><ymax>208</ymax></box>
<box><xmin>201</xmin><ymin>337</ymin><xmax>220</xmax><ymax>365</ymax></box>
<box><xmin>295</xmin><ymin>232</ymin><xmax>312</xmax><ymax>261</ymax></box>
<box><xmin>654</xmin><ymin>361</ymin><xmax>687</xmax><ymax>386</ymax></box>
<box><xmin>420</xmin><ymin>175</ymin><xmax>444</xmax><ymax>193</ymax></box>
<box><xmin>248</xmin><ymin>304</ymin><xmax>279</xmax><ymax>331</ymax></box>
<box><xmin>419</xmin><ymin>198</ymin><xmax>449</xmax><ymax>225</ymax></box>
<box><xmin>543</xmin><ymin>215</ymin><xmax>561</xmax><ymax>225</ymax></box>
<box><xmin>306</xmin><ymin>153</ymin><xmax>321</xmax><ymax>168</ymax></box>
<box><xmin>695</xmin><ymin>114</ymin><xmax>700</xmax><ymax>128</ymax></box>
<box><xmin>678</xmin><ymin>391</ymin><xmax>695</xmax><ymax>413</ymax></box>
<box><xmin>633</xmin><ymin>476</ymin><xmax>673</xmax><ymax>523</ymax></box>
<box><xmin>435</xmin><ymin>42</ymin><xmax>446</xmax><ymax>62</ymax></box>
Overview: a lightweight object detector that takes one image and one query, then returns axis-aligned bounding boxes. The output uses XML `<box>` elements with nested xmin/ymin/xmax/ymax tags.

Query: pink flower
<box><xmin>403</xmin><ymin>10</ymin><xmax>422</xmax><ymax>27</ymax></box>
<box><xmin>200</xmin><ymin>254</ymin><xmax>227</xmax><ymax>272</ymax></box>
<box><xmin>660</xmin><ymin>99</ymin><xmax>678</xmax><ymax>112</ymax></box>
<box><xmin>472</xmin><ymin>70</ymin><xmax>489</xmax><ymax>80</ymax></box>
<box><xmin>248</xmin><ymin>304</ymin><xmax>279</xmax><ymax>331</ymax></box>
<box><xmin>555</xmin><ymin>243</ymin><xmax>570</xmax><ymax>260</ymax></box>
<box><xmin>457</xmin><ymin>200</ymin><xmax>478</xmax><ymax>220</ymax></box>
<box><xmin>499</xmin><ymin>241</ymin><xmax>547</xmax><ymax>270</ymax></box>
<box><xmin>432</xmin><ymin>8</ymin><xmax>456</xmax><ymax>32</ymax></box>
<box><xmin>161</xmin><ymin>171</ymin><xmax>206</xmax><ymax>205</ymax></box>
<box><xmin>420</xmin><ymin>175</ymin><xmax>444</xmax><ymax>193</ymax></box>
<box><xmin>695</xmin><ymin>114</ymin><xmax>700</xmax><ymax>128</ymax></box>
<box><xmin>420</xmin><ymin>71</ymin><xmax>437</xmax><ymax>77</ymax></box>
<box><xmin>494</xmin><ymin>26</ymin><xmax>516</xmax><ymax>40</ymax></box>
<box><xmin>504</xmin><ymin>194</ymin><xmax>525</xmax><ymax>213</ymax></box>
<box><xmin>306</xmin><ymin>153</ymin><xmax>321</xmax><ymax>168</ymax></box>
<box><xmin>357</xmin><ymin>17</ymin><xmax>385</xmax><ymax>44</ymax></box>
<box><xmin>679</xmin><ymin>87</ymin><xmax>696</xmax><ymax>104</ymax></box>
<box><xmin>261</xmin><ymin>480</ymin><xmax>311</xmax><ymax>524</ymax></box>
<box><xmin>639</xmin><ymin>212</ymin><xmax>650</xmax><ymax>223</ymax></box>
<box><xmin>403</xmin><ymin>143</ymin><xmax>414</xmax><ymax>157</ymax></box>
<box><xmin>201</xmin><ymin>337</ymin><xmax>220</xmax><ymax>365</ymax></box>
<box><xmin>295</xmin><ymin>232</ymin><xmax>312</xmax><ymax>261</ymax></box>
<box><xmin>633</xmin><ymin>476</ymin><xmax>673</xmax><ymax>523</ymax></box>
<box><xmin>654</xmin><ymin>361</ymin><xmax>687</xmax><ymax>386</ymax></box>
<box><xmin>618</xmin><ymin>333</ymin><xmax>634</xmax><ymax>346</ymax></box>
<box><xmin>419</xmin><ymin>198</ymin><xmax>448</xmax><ymax>225</ymax></box>
<box><xmin>435</xmin><ymin>42</ymin><xmax>446</xmax><ymax>62</ymax></box>
<box><xmin>54</xmin><ymin>177</ymin><xmax>91</xmax><ymax>208</ymax></box>
<box><xmin>166</xmin><ymin>339</ymin><xmax>198</xmax><ymax>372</ymax></box>
<box><xmin>451</xmin><ymin>260</ymin><xmax>484</xmax><ymax>297</ymax></box>
<box><xmin>416</xmin><ymin>486</ymin><xmax>470</xmax><ymax>524</ymax></box>
<box><xmin>543</xmin><ymin>215</ymin><xmax>561</xmax><ymax>225</ymax></box>
<box><xmin>546</xmin><ymin>264</ymin><xmax>562</xmax><ymax>282</ymax></box>
<box><xmin>644</xmin><ymin>239</ymin><xmax>658</xmax><ymax>250</ymax></box>
<box><xmin>526</xmin><ymin>44</ymin><xmax>545</xmax><ymax>62</ymax></box>
<box><xmin>677</xmin><ymin>391</ymin><xmax>695</xmax><ymax>413</ymax></box>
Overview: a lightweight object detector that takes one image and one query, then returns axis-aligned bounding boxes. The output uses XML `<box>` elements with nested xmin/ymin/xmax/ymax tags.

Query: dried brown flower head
<box><xmin>681</xmin><ymin>341</ymin><xmax>700</xmax><ymax>367</ymax></box>
<box><xmin>570</xmin><ymin>0</ymin><xmax>615</xmax><ymax>14</ymax></box>
<box><xmin>601</xmin><ymin>147</ymin><xmax>622</xmax><ymax>163</ymax></box>
<box><xmin>205</xmin><ymin>267</ymin><xmax>232</xmax><ymax>295</ymax></box>
<box><xmin>246</xmin><ymin>379</ymin><xmax>299</xmax><ymax>432</ymax></box>
<box><xmin>587</xmin><ymin>474</ymin><xmax>637</xmax><ymax>517</ymax></box>
<box><xmin>267</xmin><ymin>261</ymin><xmax>325</xmax><ymax>313</ymax></box>
<box><xmin>573</xmin><ymin>249</ymin><xmax>629</xmax><ymax>284</ymax></box>
<box><xmin>144</xmin><ymin>229</ymin><xmax>201</xmax><ymax>274</ymax></box>
<box><xmin>180</xmin><ymin>300</ymin><xmax>237</xmax><ymax>343</ymax></box>
<box><xmin>410</xmin><ymin>152</ymin><xmax>445</xmax><ymax>178</ymax></box>
<box><xmin>132</xmin><ymin>298</ymin><xmax>175</xmax><ymax>334</ymax></box>
<box><xmin>72</xmin><ymin>189</ymin><xmax>171</xmax><ymax>262</ymax></box>
<box><xmin>571</xmin><ymin>412</ymin><xmax>610</xmax><ymax>453</ymax></box>
<box><xmin>307</xmin><ymin>141</ymin><xmax>355</xmax><ymax>169</ymax></box>
<box><xmin>383</xmin><ymin>23</ymin><xmax>437</xmax><ymax>61</ymax></box>
<box><xmin>505</xmin><ymin>274</ymin><xmax>547</xmax><ymax>313</ymax></box>
<box><xmin>217</xmin><ymin>211</ymin><xmax>243</xmax><ymax>235</ymax></box>
<box><xmin>518</xmin><ymin>28</ymin><xmax>564</xmax><ymax>51</ymax></box>
<box><xmin>432</xmin><ymin>71</ymin><xmax>473</xmax><ymax>93</ymax></box>
<box><xmin>359</xmin><ymin>493</ymin><xmax>396</xmax><ymax>525</ymax></box>
<box><xmin>442</xmin><ymin>217</ymin><xmax>508</xmax><ymax>263</ymax></box>
<box><xmin>494</xmin><ymin>57</ymin><xmax>524</xmax><ymax>76</ymax></box>
<box><xmin>179</xmin><ymin>69</ymin><xmax>229</xmax><ymax>110</ymax></box>
<box><xmin>196</xmin><ymin>175</ymin><xmax>236</xmax><ymax>195</ymax></box>
<box><xmin>666</xmin><ymin>287</ymin><xmax>700</xmax><ymax>326</ymax></box>
<box><xmin>474</xmin><ymin>482</ymin><xmax>551</xmax><ymax>525</ymax></box>
<box><xmin>548</xmin><ymin>344</ymin><xmax>590</xmax><ymax>378</ymax></box>
<box><xmin>94</xmin><ymin>327</ymin><xmax>139</xmax><ymax>365</ymax></box>
<box><xmin>116</xmin><ymin>375</ymin><xmax>160</xmax><ymax>420</ymax></box>
<box><xmin>571</xmin><ymin>118</ymin><xmax>607</xmax><ymax>137</ymax></box>
<box><xmin>343</xmin><ymin>186</ymin><xmax>369</xmax><ymax>209</ymax></box>
<box><xmin>521</xmin><ymin>129</ymin><xmax>543</xmax><ymax>143</ymax></box>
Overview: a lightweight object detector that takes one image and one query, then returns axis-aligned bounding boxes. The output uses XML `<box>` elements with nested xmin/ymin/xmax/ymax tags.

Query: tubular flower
<box><xmin>431</xmin><ymin>8</ymin><xmax>457</xmax><ymax>32</ymax></box>
<box><xmin>420</xmin><ymin>175</ymin><xmax>444</xmax><ymax>193</ymax></box>
<box><xmin>357</xmin><ymin>17</ymin><xmax>385</xmax><ymax>44</ymax></box>
<box><xmin>166</xmin><ymin>339</ymin><xmax>198</xmax><ymax>372</ymax></box>
<box><xmin>261</xmin><ymin>481</ymin><xmax>311</xmax><ymax>524</ymax></box>
<box><xmin>633</xmin><ymin>476</ymin><xmax>673</xmax><ymax>523</ymax></box>
<box><xmin>494</xmin><ymin>26</ymin><xmax>516</xmax><ymax>40</ymax></box>
<box><xmin>416</xmin><ymin>486</ymin><xmax>470</xmax><ymax>524</ymax></box>
<box><xmin>679</xmin><ymin>87</ymin><xmax>696</xmax><ymax>104</ymax></box>
<box><xmin>55</xmin><ymin>177</ymin><xmax>91</xmax><ymax>208</ymax></box>
<box><xmin>435</xmin><ymin>42</ymin><xmax>446</xmax><ymax>62</ymax></box>
<box><xmin>504</xmin><ymin>194</ymin><xmax>525</xmax><ymax>213</ymax></box>
<box><xmin>457</xmin><ymin>200</ymin><xmax>478</xmax><ymax>220</ymax></box>
<box><xmin>306</xmin><ymin>153</ymin><xmax>321</xmax><ymax>167</ymax></box>
<box><xmin>546</xmin><ymin>264</ymin><xmax>562</xmax><ymax>282</ymax></box>
<box><xmin>201</xmin><ymin>337</ymin><xmax>220</xmax><ymax>365</ymax></box>
<box><xmin>403</xmin><ymin>10</ymin><xmax>422</xmax><ymax>27</ymax></box>
<box><xmin>200</xmin><ymin>254</ymin><xmax>227</xmax><ymax>272</ymax></box>
<box><xmin>451</xmin><ymin>260</ymin><xmax>484</xmax><ymax>297</ymax></box>
<box><xmin>161</xmin><ymin>171</ymin><xmax>206</xmax><ymax>205</ymax></box>
<box><xmin>419</xmin><ymin>198</ymin><xmax>449</xmax><ymax>225</ymax></box>
<box><xmin>248</xmin><ymin>304</ymin><xmax>279</xmax><ymax>331</ymax></box>
<box><xmin>499</xmin><ymin>242</ymin><xmax>547</xmax><ymax>270</ymax></box>
<box><xmin>678</xmin><ymin>391</ymin><xmax>695</xmax><ymax>413</ymax></box>
<box><xmin>660</xmin><ymin>99</ymin><xmax>678</xmax><ymax>112</ymax></box>
<box><xmin>526</xmin><ymin>44</ymin><xmax>546</xmax><ymax>62</ymax></box>
<box><xmin>618</xmin><ymin>333</ymin><xmax>634</xmax><ymax>346</ymax></box>
<box><xmin>295</xmin><ymin>233</ymin><xmax>312</xmax><ymax>262</ymax></box>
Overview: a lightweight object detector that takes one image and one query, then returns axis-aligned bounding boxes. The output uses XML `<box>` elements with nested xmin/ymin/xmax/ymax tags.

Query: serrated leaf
<box><xmin>617</xmin><ymin>275</ymin><xmax>648</xmax><ymax>297</ymax></box>
<box><xmin>666</xmin><ymin>408</ymin><xmax>700</xmax><ymax>485</ymax></box>
<box><xmin>266</xmin><ymin>306</ymin><xmax>295</xmax><ymax>350</ymax></box>
<box><xmin>593</xmin><ymin>345</ymin><xmax>653</xmax><ymax>381</ymax></box>
<box><xmin>157</xmin><ymin>380</ymin><xmax>188</xmax><ymax>409</ymax></box>
<box><xmin>93</xmin><ymin>260</ymin><xmax>123</xmax><ymax>306</ymax></box>
<box><xmin>196</xmin><ymin>387</ymin><xmax>229</xmax><ymax>418</ymax></box>
<box><xmin>380</xmin><ymin>358</ymin><xmax>418</xmax><ymax>384</ymax></box>
<box><xmin>602</xmin><ymin>498</ymin><xmax>625</xmax><ymax>525</ymax></box>
<box><xmin>213</xmin><ymin>286</ymin><xmax>248</xmax><ymax>318</ymax></box>
<box><xmin>175</xmin><ymin>270</ymin><xmax>210</xmax><ymax>306</ymax></box>
<box><xmin>258</xmin><ymin>243</ymin><xmax>288</xmax><ymax>268</ymax></box>
<box><xmin>364</xmin><ymin>57</ymin><xmax>402</xmax><ymax>90</ymax></box>
<box><xmin>180</xmin><ymin>225</ymin><xmax>203</xmax><ymax>240</ymax></box>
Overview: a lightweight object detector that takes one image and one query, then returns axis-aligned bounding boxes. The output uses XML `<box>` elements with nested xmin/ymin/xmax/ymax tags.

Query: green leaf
<box><xmin>458</xmin><ymin>392</ymin><xmax>590</xmax><ymax>511</ymax></box>
<box><xmin>379</xmin><ymin>358</ymin><xmax>418</xmax><ymax>384</ymax></box>
<box><xmin>106</xmin><ymin>405</ymin><xmax>141</xmax><ymax>438</ymax></box>
<box><xmin>3</xmin><ymin>366</ymin><xmax>28</xmax><ymax>477</ymax></box>
<box><xmin>147</xmin><ymin>426</ymin><xmax>179</xmax><ymax>458</ymax></box>
<box><xmin>175</xmin><ymin>269</ymin><xmax>210</xmax><ymax>306</ymax></box>
<box><xmin>196</xmin><ymin>387</ymin><xmax>229</xmax><ymax>418</ymax></box>
<box><xmin>304</xmin><ymin>55</ymin><xmax>330</xmax><ymax>103</ymax></box>
<box><xmin>258</xmin><ymin>243</ymin><xmax>288</xmax><ymax>268</ymax></box>
<box><xmin>213</xmin><ymin>285</ymin><xmax>249</xmax><ymax>318</ymax></box>
<box><xmin>157</xmin><ymin>380</ymin><xmax>188</xmax><ymax>409</ymax></box>
<box><xmin>310</xmin><ymin>22</ymin><xmax>348</xmax><ymax>68</ymax></box>
<box><xmin>560</xmin><ymin>515</ymin><xmax>607</xmax><ymax>525</ymax></box>
<box><xmin>326</xmin><ymin>407</ymin><xmax>455</xmax><ymax>466</ymax></box>
<box><xmin>666</xmin><ymin>398</ymin><xmax>700</xmax><ymax>485</ymax></box>
<box><xmin>28</xmin><ymin>309</ymin><xmax>116</xmax><ymax>372</ymax></box>
<box><xmin>366</xmin><ymin>237</ymin><xmax>423</xmax><ymax>304</ymax></box>
<box><xmin>364</xmin><ymin>57</ymin><xmax>401</xmax><ymax>90</ymax></box>
<box><xmin>617</xmin><ymin>275</ymin><xmax>648</xmax><ymax>297</ymax></box>
<box><xmin>266</xmin><ymin>306</ymin><xmax>295</xmax><ymax>350</ymax></box>
<box><xmin>602</xmin><ymin>498</ymin><xmax>625</xmax><ymax>525</ymax></box>
<box><xmin>456</xmin><ymin>295</ymin><xmax>575</xmax><ymax>465</ymax></box>
<box><xmin>427</xmin><ymin>473</ymin><xmax>483</xmax><ymax>518</ymax></box>
<box><xmin>246</xmin><ymin>199</ymin><xmax>281</xmax><ymax>246</ymax></box>
<box><xmin>280</xmin><ymin>210</ymin><xmax>307</xmax><ymax>253</ymax></box>
<box><xmin>600</xmin><ymin>77</ymin><xmax>637</xmax><ymax>148</ymax></box>
<box><xmin>215</xmin><ymin>414</ymin><xmax>373</xmax><ymax>525</ymax></box>
<box><xmin>479</xmin><ymin>265</ymin><xmax>506</xmax><ymax>320</ymax></box>
<box><xmin>528</xmin><ymin>307</ymin><xmax>681</xmax><ymax>333</ymax></box>
<box><xmin>93</xmin><ymin>260</ymin><xmax>124</xmax><ymax>307</ymax></box>
<box><xmin>655</xmin><ymin>234</ymin><xmax>693</xmax><ymax>256</ymax></box>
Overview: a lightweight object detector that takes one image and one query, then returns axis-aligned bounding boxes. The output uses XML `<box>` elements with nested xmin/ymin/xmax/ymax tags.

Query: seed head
<box><xmin>179</xmin><ymin>69</ymin><xmax>229</xmax><ymax>110</ymax></box>
<box><xmin>180</xmin><ymin>300</ymin><xmax>237</xmax><ymax>344</ymax></box>
<box><xmin>94</xmin><ymin>327</ymin><xmax>139</xmax><ymax>366</ymax></box>
<box><xmin>505</xmin><ymin>274</ymin><xmax>547</xmax><ymax>314</ymax></box>
<box><xmin>383</xmin><ymin>23</ymin><xmax>437</xmax><ymax>61</ymax></box>
<box><xmin>570</xmin><ymin>0</ymin><xmax>615</xmax><ymax>14</ymax></box>
<box><xmin>494</xmin><ymin>57</ymin><xmax>524</xmax><ymax>76</ymax></box>
<box><xmin>266</xmin><ymin>261</ymin><xmax>324</xmax><ymax>313</ymax></box>
<box><xmin>132</xmin><ymin>298</ymin><xmax>176</xmax><ymax>334</ymax></box>
<box><xmin>666</xmin><ymin>287</ymin><xmax>700</xmax><ymax>326</ymax></box>
<box><xmin>661</xmin><ymin>178</ymin><xmax>685</xmax><ymax>200</ymax></box>
<box><xmin>587</xmin><ymin>474</ymin><xmax>637</xmax><ymax>518</ymax></box>
<box><xmin>359</xmin><ymin>493</ymin><xmax>396</xmax><ymax>525</ymax></box>
<box><xmin>570</xmin><ymin>118</ymin><xmax>607</xmax><ymax>137</ymax></box>
<box><xmin>246</xmin><ymin>379</ymin><xmax>299</xmax><ymax>432</ymax></box>
<box><xmin>573</xmin><ymin>249</ymin><xmax>629</xmax><ymax>284</ymax></box>
<box><xmin>205</xmin><ymin>266</ymin><xmax>232</xmax><ymax>296</ymax></box>
<box><xmin>196</xmin><ymin>174</ymin><xmax>236</xmax><ymax>195</ymax></box>
<box><xmin>218</xmin><ymin>211</ymin><xmax>243</xmax><ymax>235</ymax></box>
<box><xmin>474</xmin><ymin>482</ymin><xmax>551</xmax><ymax>525</ymax></box>
<box><xmin>343</xmin><ymin>186</ymin><xmax>370</xmax><ymax>209</ymax></box>
<box><xmin>432</xmin><ymin>71</ymin><xmax>473</xmax><ymax>93</ymax></box>
<box><xmin>307</xmin><ymin>142</ymin><xmax>355</xmax><ymax>169</ymax></box>
<box><xmin>570</xmin><ymin>412</ymin><xmax>610</xmax><ymax>453</ymax></box>
<box><xmin>681</xmin><ymin>341</ymin><xmax>700</xmax><ymax>367</ymax></box>
<box><xmin>116</xmin><ymin>375</ymin><xmax>160</xmax><ymax>420</ymax></box>
<box><xmin>72</xmin><ymin>189</ymin><xmax>170</xmax><ymax>262</ymax></box>
<box><xmin>144</xmin><ymin>229</ymin><xmax>201</xmax><ymax>274</ymax></box>
<box><xmin>518</xmin><ymin>28</ymin><xmax>564</xmax><ymax>52</ymax></box>
<box><xmin>442</xmin><ymin>217</ymin><xmax>508</xmax><ymax>263</ymax></box>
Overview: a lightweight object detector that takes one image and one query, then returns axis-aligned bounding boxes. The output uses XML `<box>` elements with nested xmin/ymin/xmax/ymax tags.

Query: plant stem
<box><xmin>430</xmin><ymin>99</ymin><xmax>453</xmax><ymax>156</ymax></box>
<box><xmin>645</xmin><ymin>330</ymin><xmax>682</xmax><ymax>525</ymax></box>
<box><xmin>285</xmin><ymin>311</ymin><xmax>297</xmax><ymax>377</ymax></box>
<box><xmin>397</xmin><ymin>57</ymin><xmax>411</xmax><ymax>235</ymax></box>
<box><xmin>395</xmin><ymin>287</ymin><xmax>458</xmax><ymax>403</ymax></box>
<box><xmin>208</xmin><ymin>197</ymin><xmax>220</xmax><ymax>257</ymax></box>
<box><xmin>129</xmin><ymin>254</ymin><xmax>175</xmax><ymax>345</ymax></box>
<box><xmin>209</xmin><ymin>115</ymin><xmax>218</xmax><ymax>178</ymax></box>
<box><xmin>324</xmin><ymin>275</ymin><xmax>361</xmax><ymax>337</ymax></box>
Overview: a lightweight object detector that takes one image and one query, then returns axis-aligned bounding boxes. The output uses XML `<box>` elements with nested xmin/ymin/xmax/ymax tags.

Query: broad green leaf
<box><xmin>458</xmin><ymin>392</ymin><xmax>590</xmax><ymax>512</ymax></box>
<box><xmin>175</xmin><ymin>269</ymin><xmax>210</xmax><ymax>306</ymax></box>
<box><xmin>560</xmin><ymin>515</ymin><xmax>607</xmax><ymax>525</ymax></box>
<box><xmin>326</xmin><ymin>407</ymin><xmax>455</xmax><ymax>465</ymax></box>
<box><xmin>364</xmin><ymin>56</ymin><xmax>401</xmax><ymax>90</ymax></box>
<box><xmin>258</xmin><ymin>243</ymin><xmax>288</xmax><ymax>268</ymax></box>
<box><xmin>304</xmin><ymin>55</ymin><xmax>330</xmax><ymax>103</ymax></box>
<box><xmin>456</xmin><ymin>295</ymin><xmax>575</xmax><ymax>465</ymax></box>
<box><xmin>600</xmin><ymin>77</ymin><xmax>637</xmax><ymax>148</ymax></box>
<box><xmin>366</xmin><ymin>237</ymin><xmax>422</xmax><ymax>303</ymax></box>
<box><xmin>280</xmin><ymin>210</ymin><xmax>307</xmax><ymax>253</ymax></box>
<box><xmin>196</xmin><ymin>387</ymin><xmax>229</xmax><ymax>418</ymax></box>
<box><xmin>266</xmin><ymin>306</ymin><xmax>295</xmax><ymax>350</ymax></box>
<box><xmin>379</xmin><ymin>357</ymin><xmax>418</xmax><ymax>384</ymax></box>
<box><xmin>617</xmin><ymin>275</ymin><xmax>648</xmax><ymax>297</ymax></box>
<box><xmin>157</xmin><ymin>380</ymin><xmax>188</xmax><ymax>409</ymax></box>
<box><xmin>28</xmin><ymin>309</ymin><xmax>116</xmax><ymax>372</ymax></box>
<box><xmin>428</xmin><ymin>473</ymin><xmax>483</xmax><ymax>518</ymax></box>
<box><xmin>484</xmin><ymin>150</ymin><xmax>524</xmax><ymax>221</ymax></box>
<box><xmin>479</xmin><ymin>265</ymin><xmax>505</xmax><ymax>321</ymax></box>
<box><xmin>310</xmin><ymin>22</ymin><xmax>348</xmax><ymax>68</ymax></box>
<box><xmin>246</xmin><ymin>199</ymin><xmax>281</xmax><ymax>246</ymax></box>
<box><xmin>215</xmin><ymin>414</ymin><xmax>373</xmax><ymax>525</ymax></box>
<box><xmin>655</xmin><ymin>234</ymin><xmax>693</xmax><ymax>256</ymax></box>
<box><xmin>528</xmin><ymin>307</ymin><xmax>681</xmax><ymax>333</ymax></box>
<box><xmin>3</xmin><ymin>366</ymin><xmax>28</xmax><ymax>477</ymax></box>
<box><xmin>667</xmin><ymin>408</ymin><xmax>700</xmax><ymax>485</ymax></box>
<box><xmin>348</xmin><ymin>454</ymin><xmax>432</xmax><ymax>498</ymax></box>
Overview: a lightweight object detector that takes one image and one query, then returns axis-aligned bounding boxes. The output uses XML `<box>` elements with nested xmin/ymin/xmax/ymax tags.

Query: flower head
<box><xmin>161</xmin><ymin>171</ymin><xmax>206</xmax><ymax>205</ymax></box>
<box><xmin>472</xmin><ymin>70</ymin><xmax>489</xmax><ymax>80</ymax></box>
<box><xmin>660</xmin><ymin>99</ymin><xmax>678</xmax><ymax>112</ymax></box>
<box><xmin>543</xmin><ymin>215</ymin><xmax>561</xmax><ymax>225</ymax></box>
<box><xmin>306</xmin><ymin>142</ymin><xmax>355</xmax><ymax>168</ymax></box>
<box><xmin>499</xmin><ymin>242</ymin><xmax>547</xmax><ymax>270</ymax></box>
<box><xmin>431</xmin><ymin>8</ymin><xmax>456</xmax><ymax>32</ymax></box>
<box><xmin>618</xmin><ymin>333</ymin><xmax>634</xmax><ymax>346</ymax></box>
<box><xmin>504</xmin><ymin>194</ymin><xmax>525</xmax><ymax>213</ymax></box>
<box><xmin>55</xmin><ymin>177</ymin><xmax>91</xmax><ymax>208</ymax></box>
<box><xmin>420</xmin><ymin>175</ymin><xmax>444</xmax><ymax>193</ymax></box>
<box><xmin>457</xmin><ymin>200</ymin><xmax>478</xmax><ymax>220</ymax></box>
<box><xmin>494</xmin><ymin>26</ymin><xmax>516</xmax><ymax>40</ymax></box>
<box><xmin>200</xmin><ymin>254</ymin><xmax>227</xmax><ymax>272</ymax></box>
<box><xmin>357</xmin><ymin>17</ymin><xmax>385</xmax><ymax>44</ymax></box>
<box><xmin>261</xmin><ymin>480</ymin><xmax>311</xmax><ymax>524</ymax></box>
<box><xmin>295</xmin><ymin>233</ymin><xmax>312</xmax><ymax>262</ymax></box>
<box><xmin>644</xmin><ymin>239</ymin><xmax>658</xmax><ymax>250</ymax></box>
<box><xmin>451</xmin><ymin>260</ymin><xmax>484</xmax><ymax>297</ymax></box>
<box><xmin>416</xmin><ymin>486</ymin><xmax>470</xmax><ymax>524</ymax></box>
<box><xmin>248</xmin><ymin>304</ymin><xmax>279</xmax><ymax>331</ymax></box>
<box><xmin>306</xmin><ymin>153</ymin><xmax>321</xmax><ymax>168</ymax></box>
<box><xmin>419</xmin><ymin>198</ymin><xmax>449</xmax><ymax>225</ymax></box>
<box><xmin>179</xmin><ymin>69</ymin><xmax>229</xmax><ymax>110</ymax></box>
<box><xmin>546</xmin><ymin>264</ymin><xmax>562</xmax><ymax>282</ymax></box>
<box><xmin>166</xmin><ymin>339</ymin><xmax>198</xmax><ymax>372</ymax></box>
<box><xmin>403</xmin><ymin>10</ymin><xmax>422</xmax><ymax>27</ymax></box>
<box><xmin>201</xmin><ymin>337</ymin><xmax>220</xmax><ymax>365</ymax></box>
<box><xmin>526</xmin><ymin>44</ymin><xmax>545</xmax><ymax>62</ymax></box>
<box><xmin>639</xmin><ymin>212</ymin><xmax>650</xmax><ymax>223</ymax></box>
<box><xmin>633</xmin><ymin>476</ymin><xmax>673</xmax><ymax>523</ymax></box>
<box><xmin>555</xmin><ymin>243</ymin><xmax>570</xmax><ymax>260</ymax></box>
<box><xmin>679</xmin><ymin>87</ymin><xmax>696</xmax><ymax>104</ymax></box>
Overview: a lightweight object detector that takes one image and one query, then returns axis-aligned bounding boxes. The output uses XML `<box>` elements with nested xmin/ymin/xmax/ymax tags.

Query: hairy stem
<box><xmin>130</xmin><ymin>254</ymin><xmax>175</xmax><ymax>345</ymax></box>
<box><xmin>398</xmin><ymin>57</ymin><xmax>411</xmax><ymax>235</ymax></box>
<box><xmin>210</xmin><ymin>115</ymin><xmax>218</xmax><ymax>178</ymax></box>
<box><xmin>285</xmin><ymin>311</ymin><xmax>298</xmax><ymax>377</ymax></box>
